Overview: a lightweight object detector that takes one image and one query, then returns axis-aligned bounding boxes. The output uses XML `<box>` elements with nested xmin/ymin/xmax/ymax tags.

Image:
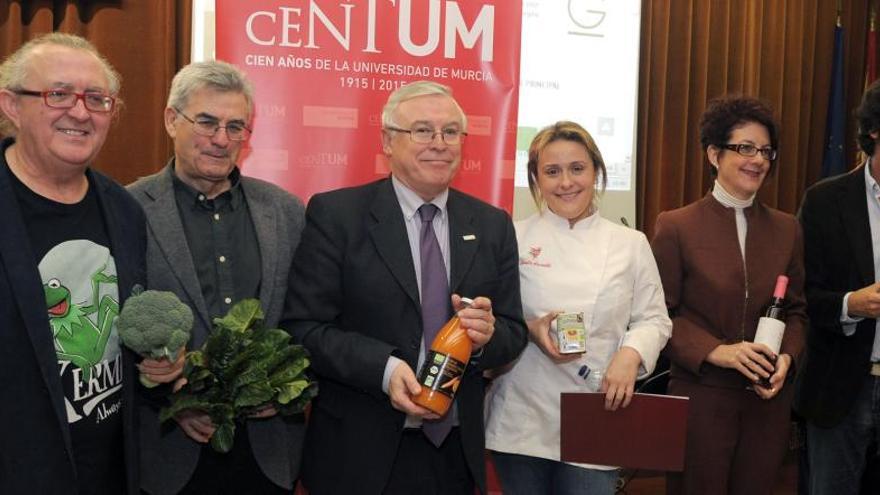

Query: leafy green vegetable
<box><xmin>160</xmin><ymin>299</ymin><xmax>318</xmax><ymax>453</ymax></box>
<box><xmin>117</xmin><ymin>289</ymin><xmax>193</xmax><ymax>388</ymax></box>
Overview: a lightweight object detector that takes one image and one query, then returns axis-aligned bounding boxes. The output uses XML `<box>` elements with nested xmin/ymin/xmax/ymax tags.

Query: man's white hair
<box><xmin>381</xmin><ymin>80</ymin><xmax>467</xmax><ymax>130</ymax></box>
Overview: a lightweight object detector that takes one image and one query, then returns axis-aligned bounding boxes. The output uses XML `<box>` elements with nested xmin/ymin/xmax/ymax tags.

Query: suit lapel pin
<box><xmin>462</xmin><ymin>234</ymin><xmax>476</xmax><ymax>241</ymax></box>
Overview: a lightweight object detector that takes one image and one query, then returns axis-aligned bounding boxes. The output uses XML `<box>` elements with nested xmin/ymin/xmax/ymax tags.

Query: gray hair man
<box><xmin>283</xmin><ymin>80</ymin><xmax>528</xmax><ymax>494</ymax></box>
<box><xmin>128</xmin><ymin>60</ymin><xmax>306</xmax><ymax>495</ymax></box>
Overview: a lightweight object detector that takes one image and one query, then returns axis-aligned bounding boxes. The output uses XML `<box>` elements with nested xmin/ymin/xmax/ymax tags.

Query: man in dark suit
<box><xmin>128</xmin><ymin>61</ymin><xmax>306</xmax><ymax>495</ymax></box>
<box><xmin>0</xmin><ymin>33</ymin><xmax>181</xmax><ymax>494</ymax></box>
<box><xmin>284</xmin><ymin>80</ymin><xmax>528</xmax><ymax>494</ymax></box>
<box><xmin>796</xmin><ymin>80</ymin><xmax>880</xmax><ymax>494</ymax></box>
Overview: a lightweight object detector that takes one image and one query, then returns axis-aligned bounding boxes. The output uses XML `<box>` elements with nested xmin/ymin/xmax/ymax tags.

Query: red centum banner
<box><xmin>216</xmin><ymin>0</ymin><xmax>522</xmax><ymax>210</ymax></box>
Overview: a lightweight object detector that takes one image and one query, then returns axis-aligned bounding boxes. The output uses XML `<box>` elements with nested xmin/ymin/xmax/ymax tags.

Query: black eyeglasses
<box><xmin>721</xmin><ymin>143</ymin><xmax>777</xmax><ymax>161</ymax></box>
<box><xmin>385</xmin><ymin>126</ymin><xmax>467</xmax><ymax>145</ymax></box>
<box><xmin>174</xmin><ymin>108</ymin><xmax>251</xmax><ymax>141</ymax></box>
<box><xmin>14</xmin><ymin>89</ymin><xmax>115</xmax><ymax>113</ymax></box>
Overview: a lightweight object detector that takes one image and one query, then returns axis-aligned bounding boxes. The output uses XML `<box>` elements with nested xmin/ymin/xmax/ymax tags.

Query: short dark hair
<box><xmin>856</xmin><ymin>80</ymin><xmax>880</xmax><ymax>156</ymax></box>
<box><xmin>699</xmin><ymin>95</ymin><xmax>779</xmax><ymax>175</ymax></box>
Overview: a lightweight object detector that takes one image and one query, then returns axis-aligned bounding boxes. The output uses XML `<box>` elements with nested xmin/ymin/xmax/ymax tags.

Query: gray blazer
<box><xmin>128</xmin><ymin>164</ymin><xmax>305</xmax><ymax>495</ymax></box>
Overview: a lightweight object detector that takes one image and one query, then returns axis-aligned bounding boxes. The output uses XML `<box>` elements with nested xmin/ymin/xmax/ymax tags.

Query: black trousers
<box><xmin>178</xmin><ymin>425</ymin><xmax>289</xmax><ymax>495</ymax></box>
<box><xmin>384</xmin><ymin>427</ymin><xmax>474</xmax><ymax>495</ymax></box>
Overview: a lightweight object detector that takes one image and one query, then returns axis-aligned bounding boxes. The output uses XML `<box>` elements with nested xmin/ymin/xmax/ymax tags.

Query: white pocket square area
<box><xmin>463</xmin><ymin>234</ymin><xmax>476</xmax><ymax>241</ymax></box>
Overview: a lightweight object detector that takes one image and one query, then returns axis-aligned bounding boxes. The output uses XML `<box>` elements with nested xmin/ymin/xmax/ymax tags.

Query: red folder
<box><xmin>560</xmin><ymin>392</ymin><xmax>688</xmax><ymax>471</ymax></box>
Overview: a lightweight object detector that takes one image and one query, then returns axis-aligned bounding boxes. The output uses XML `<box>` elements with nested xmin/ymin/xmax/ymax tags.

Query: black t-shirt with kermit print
<box><xmin>10</xmin><ymin>166</ymin><xmax>124</xmax><ymax>495</ymax></box>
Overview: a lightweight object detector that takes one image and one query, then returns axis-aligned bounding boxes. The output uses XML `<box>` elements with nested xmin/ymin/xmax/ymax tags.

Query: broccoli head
<box><xmin>118</xmin><ymin>289</ymin><xmax>193</xmax><ymax>360</ymax></box>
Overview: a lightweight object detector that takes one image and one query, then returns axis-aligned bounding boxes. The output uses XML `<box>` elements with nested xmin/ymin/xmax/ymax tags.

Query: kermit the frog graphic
<box><xmin>45</xmin><ymin>265</ymin><xmax>119</xmax><ymax>380</ymax></box>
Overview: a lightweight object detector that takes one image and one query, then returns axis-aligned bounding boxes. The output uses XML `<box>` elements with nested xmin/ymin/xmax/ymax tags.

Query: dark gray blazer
<box><xmin>128</xmin><ymin>164</ymin><xmax>305</xmax><ymax>495</ymax></box>
<box><xmin>284</xmin><ymin>178</ymin><xmax>527</xmax><ymax>495</ymax></box>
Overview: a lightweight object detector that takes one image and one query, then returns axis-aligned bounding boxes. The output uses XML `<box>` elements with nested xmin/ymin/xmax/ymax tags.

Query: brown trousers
<box><xmin>666</xmin><ymin>378</ymin><xmax>793</xmax><ymax>495</ymax></box>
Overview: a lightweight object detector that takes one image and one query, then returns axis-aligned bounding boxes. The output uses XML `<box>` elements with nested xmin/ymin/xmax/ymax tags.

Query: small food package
<box><xmin>554</xmin><ymin>312</ymin><xmax>586</xmax><ymax>354</ymax></box>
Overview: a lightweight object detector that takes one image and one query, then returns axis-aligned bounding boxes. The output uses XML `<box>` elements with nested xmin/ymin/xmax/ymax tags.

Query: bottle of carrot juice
<box><xmin>413</xmin><ymin>297</ymin><xmax>474</xmax><ymax>415</ymax></box>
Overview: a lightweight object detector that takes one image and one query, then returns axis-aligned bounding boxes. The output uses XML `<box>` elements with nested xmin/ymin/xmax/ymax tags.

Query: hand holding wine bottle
<box><xmin>753</xmin><ymin>275</ymin><xmax>788</xmax><ymax>388</ymax></box>
<box><xmin>753</xmin><ymin>353</ymin><xmax>792</xmax><ymax>400</ymax></box>
<box><xmin>754</xmin><ymin>276</ymin><xmax>789</xmax><ymax>353</ymax></box>
<box><xmin>706</xmin><ymin>341</ymin><xmax>776</xmax><ymax>382</ymax></box>
<box><xmin>738</xmin><ymin>274</ymin><xmax>796</xmax><ymax>399</ymax></box>
<box><xmin>706</xmin><ymin>273</ymin><xmax>782</xmax><ymax>379</ymax></box>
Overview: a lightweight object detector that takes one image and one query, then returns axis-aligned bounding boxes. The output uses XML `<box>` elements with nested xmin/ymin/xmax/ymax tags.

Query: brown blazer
<box><xmin>651</xmin><ymin>194</ymin><xmax>807</xmax><ymax>388</ymax></box>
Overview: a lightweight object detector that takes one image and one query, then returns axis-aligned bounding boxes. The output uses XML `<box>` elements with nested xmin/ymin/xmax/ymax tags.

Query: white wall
<box><xmin>513</xmin><ymin>0</ymin><xmax>641</xmax><ymax>226</ymax></box>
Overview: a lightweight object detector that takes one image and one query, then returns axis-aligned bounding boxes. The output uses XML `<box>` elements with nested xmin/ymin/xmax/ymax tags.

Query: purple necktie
<box><xmin>417</xmin><ymin>204</ymin><xmax>453</xmax><ymax>446</ymax></box>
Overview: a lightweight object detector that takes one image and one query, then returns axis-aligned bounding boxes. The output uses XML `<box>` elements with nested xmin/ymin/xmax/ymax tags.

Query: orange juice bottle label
<box><xmin>417</xmin><ymin>350</ymin><xmax>467</xmax><ymax>398</ymax></box>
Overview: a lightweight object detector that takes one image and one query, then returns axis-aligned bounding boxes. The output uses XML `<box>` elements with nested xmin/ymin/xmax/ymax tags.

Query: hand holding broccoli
<box><xmin>138</xmin><ymin>349</ymin><xmax>186</xmax><ymax>386</ymax></box>
<box><xmin>119</xmin><ymin>294</ymin><xmax>316</xmax><ymax>452</ymax></box>
<box><xmin>118</xmin><ymin>289</ymin><xmax>193</xmax><ymax>388</ymax></box>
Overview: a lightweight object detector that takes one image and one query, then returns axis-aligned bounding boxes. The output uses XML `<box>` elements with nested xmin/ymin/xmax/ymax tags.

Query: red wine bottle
<box><xmin>754</xmin><ymin>275</ymin><xmax>788</xmax><ymax>387</ymax></box>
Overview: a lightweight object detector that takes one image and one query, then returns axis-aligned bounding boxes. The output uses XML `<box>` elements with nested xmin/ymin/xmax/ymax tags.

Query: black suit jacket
<box><xmin>283</xmin><ymin>178</ymin><xmax>527</xmax><ymax>495</ymax></box>
<box><xmin>795</xmin><ymin>165</ymin><xmax>878</xmax><ymax>427</ymax></box>
<box><xmin>0</xmin><ymin>140</ymin><xmax>145</xmax><ymax>494</ymax></box>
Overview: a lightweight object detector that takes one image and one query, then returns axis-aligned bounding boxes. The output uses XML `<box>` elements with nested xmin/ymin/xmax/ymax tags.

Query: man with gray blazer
<box><xmin>128</xmin><ymin>61</ymin><xmax>305</xmax><ymax>495</ymax></box>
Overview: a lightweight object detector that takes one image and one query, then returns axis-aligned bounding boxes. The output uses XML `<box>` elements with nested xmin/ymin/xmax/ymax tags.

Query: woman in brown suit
<box><xmin>651</xmin><ymin>96</ymin><xmax>806</xmax><ymax>495</ymax></box>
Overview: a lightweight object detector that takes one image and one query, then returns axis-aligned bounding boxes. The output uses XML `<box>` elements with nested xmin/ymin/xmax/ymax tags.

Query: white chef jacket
<box><xmin>484</xmin><ymin>209</ymin><xmax>672</xmax><ymax>469</ymax></box>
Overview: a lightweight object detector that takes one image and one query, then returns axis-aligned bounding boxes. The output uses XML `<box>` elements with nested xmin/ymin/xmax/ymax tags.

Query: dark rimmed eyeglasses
<box><xmin>14</xmin><ymin>89</ymin><xmax>115</xmax><ymax>113</ymax></box>
<box><xmin>721</xmin><ymin>143</ymin><xmax>778</xmax><ymax>161</ymax></box>
<box><xmin>173</xmin><ymin>108</ymin><xmax>252</xmax><ymax>141</ymax></box>
<box><xmin>385</xmin><ymin>126</ymin><xmax>467</xmax><ymax>145</ymax></box>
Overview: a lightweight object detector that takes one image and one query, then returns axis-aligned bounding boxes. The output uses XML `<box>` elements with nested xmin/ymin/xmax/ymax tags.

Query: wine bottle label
<box><xmin>754</xmin><ymin>316</ymin><xmax>785</xmax><ymax>354</ymax></box>
<box><xmin>555</xmin><ymin>312</ymin><xmax>587</xmax><ymax>354</ymax></box>
<box><xmin>417</xmin><ymin>351</ymin><xmax>467</xmax><ymax>398</ymax></box>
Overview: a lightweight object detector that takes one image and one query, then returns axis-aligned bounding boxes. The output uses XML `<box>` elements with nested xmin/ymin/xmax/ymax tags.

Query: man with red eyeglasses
<box><xmin>0</xmin><ymin>33</ymin><xmax>182</xmax><ymax>494</ymax></box>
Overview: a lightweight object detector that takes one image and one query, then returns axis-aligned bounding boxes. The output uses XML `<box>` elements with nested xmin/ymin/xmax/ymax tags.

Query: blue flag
<box><xmin>822</xmin><ymin>24</ymin><xmax>847</xmax><ymax>177</ymax></box>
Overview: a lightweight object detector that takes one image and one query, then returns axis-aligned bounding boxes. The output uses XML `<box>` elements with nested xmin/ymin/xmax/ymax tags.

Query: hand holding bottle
<box><xmin>753</xmin><ymin>353</ymin><xmax>792</xmax><ymax>400</ymax></box>
<box><xmin>706</xmin><ymin>341</ymin><xmax>776</xmax><ymax>382</ymax></box>
<box><xmin>452</xmin><ymin>294</ymin><xmax>495</xmax><ymax>350</ymax></box>
<box><xmin>412</xmin><ymin>297</ymin><xmax>476</xmax><ymax>415</ymax></box>
<box><xmin>389</xmin><ymin>361</ymin><xmax>439</xmax><ymax>418</ymax></box>
<box><xmin>753</xmin><ymin>274</ymin><xmax>788</xmax><ymax>387</ymax></box>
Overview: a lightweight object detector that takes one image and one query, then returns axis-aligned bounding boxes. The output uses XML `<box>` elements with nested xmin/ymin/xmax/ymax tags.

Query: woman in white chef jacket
<box><xmin>484</xmin><ymin>121</ymin><xmax>672</xmax><ymax>495</ymax></box>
